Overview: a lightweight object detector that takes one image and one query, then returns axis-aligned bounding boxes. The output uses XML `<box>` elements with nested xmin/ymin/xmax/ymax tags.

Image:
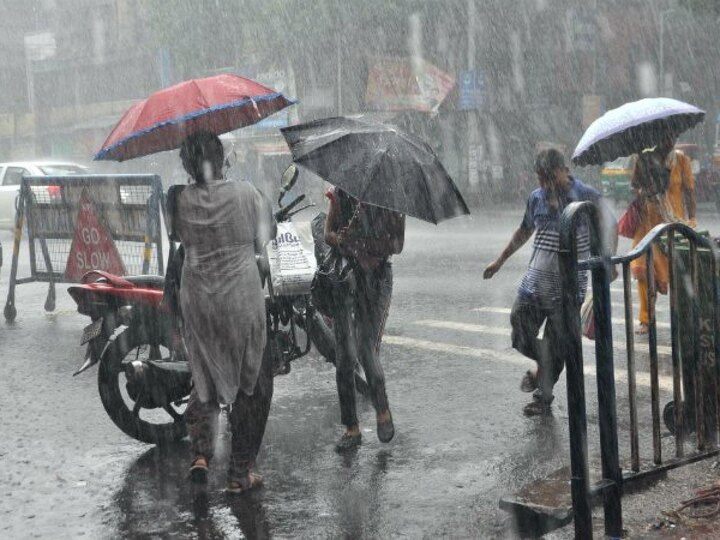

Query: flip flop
<box><xmin>225</xmin><ymin>471</ymin><xmax>264</xmax><ymax>494</ymax></box>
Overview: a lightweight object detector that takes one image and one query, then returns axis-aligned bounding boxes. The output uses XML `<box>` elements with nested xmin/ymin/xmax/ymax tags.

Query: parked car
<box><xmin>0</xmin><ymin>161</ymin><xmax>88</xmax><ymax>229</ymax></box>
<box><xmin>600</xmin><ymin>155</ymin><xmax>636</xmax><ymax>202</ymax></box>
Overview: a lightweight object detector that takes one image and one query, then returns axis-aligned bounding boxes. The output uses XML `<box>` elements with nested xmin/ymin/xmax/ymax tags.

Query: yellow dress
<box><xmin>631</xmin><ymin>150</ymin><xmax>694</xmax><ymax>324</ymax></box>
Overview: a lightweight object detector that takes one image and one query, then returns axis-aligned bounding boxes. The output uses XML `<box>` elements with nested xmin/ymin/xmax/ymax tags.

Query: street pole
<box><xmin>659</xmin><ymin>9</ymin><xmax>674</xmax><ymax>96</ymax></box>
<box><xmin>336</xmin><ymin>29</ymin><xmax>342</xmax><ymax>115</ymax></box>
<box><xmin>23</xmin><ymin>39</ymin><xmax>36</xmax><ymax>155</ymax></box>
<box><xmin>467</xmin><ymin>0</ymin><xmax>479</xmax><ymax>191</ymax></box>
<box><xmin>591</xmin><ymin>0</ymin><xmax>597</xmax><ymax>95</ymax></box>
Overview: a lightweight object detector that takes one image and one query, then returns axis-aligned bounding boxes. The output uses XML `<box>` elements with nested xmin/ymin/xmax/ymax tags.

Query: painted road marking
<box><xmin>414</xmin><ymin>319</ymin><xmax>673</xmax><ymax>356</ymax></box>
<box><xmin>472</xmin><ymin>307</ymin><xmax>671</xmax><ymax>329</ymax></box>
<box><xmin>383</xmin><ymin>335</ymin><xmax>674</xmax><ymax>392</ymax></box>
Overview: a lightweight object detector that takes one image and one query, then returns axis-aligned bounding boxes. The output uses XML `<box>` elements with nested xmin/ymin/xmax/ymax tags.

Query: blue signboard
<box><xmin>234</xmin><ymin>65</ymin><xmax>298</xmax><ymax>133</ymax></box>
<box><xmin>459</xmin><ymin>70</ymin><xmax>485</xmax><ymax>111</ymax></box>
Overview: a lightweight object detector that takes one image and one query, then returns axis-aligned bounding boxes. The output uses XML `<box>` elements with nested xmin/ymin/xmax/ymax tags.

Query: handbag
<box><xmin>618</xmin><ymin>198</ymin><xmax>642</xmax><ymax>239</ymax></box>
<box><xmin>311</xmin><ymin>249</ymin><xmax>356</xmax><ymax>316</ymax></box>
<box><xmin>310</xmin><ymin>203</ymin><xmax>361</xmax><ymax>316</ymax></box>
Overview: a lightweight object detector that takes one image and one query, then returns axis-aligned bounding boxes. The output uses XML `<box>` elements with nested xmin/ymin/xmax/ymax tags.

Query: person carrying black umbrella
<box><xmin>324</xmin><ymin>187</ymin><xmax>405</xmax><ymax>451</ymax></box>
<box><xmin>280</xmin><ymin>116</ymin><xmax>468</xmax><ymax>445</ymax></box>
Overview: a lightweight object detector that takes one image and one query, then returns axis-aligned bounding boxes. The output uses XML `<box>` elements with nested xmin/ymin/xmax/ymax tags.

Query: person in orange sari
<box><xmin>631</xmin><ymin>139</ymin><xmax>696</xmax><ymax>334</ymax></box>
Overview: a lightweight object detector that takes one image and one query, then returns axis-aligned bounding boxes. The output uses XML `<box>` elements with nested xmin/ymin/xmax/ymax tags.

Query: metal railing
<box><xmin>559</xmin><ymin>201</ymin><xmax>720</xmax><ymax>539</ymax></box>
<box><xmin>4</xmin><ymin>175</ymin><xmax>165</xmax><ymax>322</ymax></box>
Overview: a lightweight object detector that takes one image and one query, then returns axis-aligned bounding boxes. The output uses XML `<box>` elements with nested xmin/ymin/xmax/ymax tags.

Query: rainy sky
<box><xmin>0</xmin><ymin>0</ymin><xmax>718</xmax><ymax>198</ymax></box>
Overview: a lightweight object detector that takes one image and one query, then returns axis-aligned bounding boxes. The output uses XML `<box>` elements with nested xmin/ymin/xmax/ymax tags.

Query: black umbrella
<box><xmin>280</xmin><ymin>116</ymin><xmax>470</xmax><ymax>224</ymax></box>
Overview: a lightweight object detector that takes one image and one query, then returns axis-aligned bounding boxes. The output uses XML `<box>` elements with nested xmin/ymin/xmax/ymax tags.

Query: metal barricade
<box><xmin>559</xmin><ymin>201</ymin><xmax>720</xmax><ymax>539</ymax></box>
<box><xmin>4</xmin><ymin>175</ymin><xmax>164</xmax><ymax>321</ymax></box>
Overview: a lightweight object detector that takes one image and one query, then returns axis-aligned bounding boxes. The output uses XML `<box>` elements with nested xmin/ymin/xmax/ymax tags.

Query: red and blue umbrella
<box><xmin>95</xmin><ymin>74</ymin><xmax>295</xmax><ymax>162</ymax></box>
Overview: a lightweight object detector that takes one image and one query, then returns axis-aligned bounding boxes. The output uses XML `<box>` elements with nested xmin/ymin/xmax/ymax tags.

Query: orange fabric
<box><xmin>631</xmin><ymin>150</ymin><xmax>693</xmax><ymax>323</ymax></box>
<box><xmin>665</xmin><ymin>151</ymin><xmax>694</xmax><ymax>219</ymax></box>
<box><xmin>635</xmin><ymin>253</ymin><xmax>670</xmax><ymax>325</ymax></box>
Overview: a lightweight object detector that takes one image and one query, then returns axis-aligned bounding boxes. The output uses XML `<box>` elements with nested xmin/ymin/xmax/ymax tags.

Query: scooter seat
<box><xmin>124</xmin><ymin>275</ymin><xmax>166</xmax><ymax>289</ymax></box>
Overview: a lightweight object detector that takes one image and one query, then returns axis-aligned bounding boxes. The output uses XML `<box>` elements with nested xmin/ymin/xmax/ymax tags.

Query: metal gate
<box><xmin>4</xmin><ymin>175</ymin><xmax>164</xmax><ymax>321</ymax></box>
<box><xmin>558</xmin><ymin>201</ymin><xmax>720</xmax><ymax>538</ymax></box>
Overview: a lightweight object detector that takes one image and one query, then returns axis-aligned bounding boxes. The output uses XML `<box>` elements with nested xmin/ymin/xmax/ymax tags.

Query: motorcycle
<box><xmin>68</xmin><ymin>166</ymin><xmax>364</xmax><ymax>445</ymax></box>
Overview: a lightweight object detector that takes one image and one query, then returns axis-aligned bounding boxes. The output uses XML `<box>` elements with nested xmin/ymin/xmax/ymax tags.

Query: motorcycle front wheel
<box><xmin>97</xmin><ymin>333</ymin><xmax>188</xmax><ymax>445</ymax></box>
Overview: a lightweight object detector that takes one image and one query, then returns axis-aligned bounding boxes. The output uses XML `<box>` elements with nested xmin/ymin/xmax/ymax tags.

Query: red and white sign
<box><xmin>65</xmin><ymin>191</ymin><xmax>126</xmax><ymax>281</ymax></box>
<box><xmin>366</xmin><ymin>56</ymin><xmax>455</xmax><ymax>113</ymax></box>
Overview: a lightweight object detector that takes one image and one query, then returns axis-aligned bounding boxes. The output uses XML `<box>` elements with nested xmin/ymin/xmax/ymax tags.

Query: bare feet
<box><xmin>336</xmin><ymin>425</ymin><xmax>362</xmax><ymax>452</ymax></box>
<box><xmin>635</xmin><ymin>322</ymin><xmax>649</xmax><ymax>335</ymax></box>
<box><xmin>225</xmin><ymin>471</ymin><xmax>264</xmax><ymax>494</ymax></box>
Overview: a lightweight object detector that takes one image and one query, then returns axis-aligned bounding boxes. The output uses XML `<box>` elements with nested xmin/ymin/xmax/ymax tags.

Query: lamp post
<box><xmin>659</xmin><ymin>8</ymin><xmax>675</xmax><ymax>96</ymax></box>
<box><xmin>466</xmin><ymin>0</ymin><xmax>479</xmax><ymax>190</ymax></box>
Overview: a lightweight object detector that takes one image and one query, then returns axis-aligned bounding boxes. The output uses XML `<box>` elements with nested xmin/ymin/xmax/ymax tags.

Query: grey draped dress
<box><xmin>175</xmin><ymin>179</ymin><xmax>275</xmax><ymax>405</ymax></box>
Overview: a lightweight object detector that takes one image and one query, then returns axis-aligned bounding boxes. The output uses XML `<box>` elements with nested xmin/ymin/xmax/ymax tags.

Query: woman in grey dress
<box><xmin>172</xmin><ymin>131</ymin><xmax>276</xmax><ymax>493</ymax></box>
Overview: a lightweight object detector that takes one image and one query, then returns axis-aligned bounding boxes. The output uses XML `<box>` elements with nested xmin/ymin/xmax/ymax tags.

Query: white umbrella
<box><xmin>572</xmin><ymin>98</ymin><xmax>704</xmax><ymax>166</ymax></box>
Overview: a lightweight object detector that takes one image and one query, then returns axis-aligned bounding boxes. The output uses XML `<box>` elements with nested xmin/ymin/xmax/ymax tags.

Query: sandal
<box><xmin>377</xmin><ymin>411</ymin><xmax>395</xmax><ymax>444</ymax></box>
<box><xmin>225</xmin><ymin>471</ymin><xmax>264</xmax><ymax>494</ymax></box>
<box><xmin>189</xmin><ymin>456</ymin><xmax>209</xmax><ymax>484</ymax></box>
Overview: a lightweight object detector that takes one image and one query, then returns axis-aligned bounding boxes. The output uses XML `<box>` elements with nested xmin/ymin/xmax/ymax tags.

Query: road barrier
<box><xmin>556</xmin><ymin>203</ymin><xmax>720</xmax><ymax>538</ymax></box>
<box><xmin>4</xmin><ymin>175</ymin><xmax>164</xmax><ymax>321</ymax></box>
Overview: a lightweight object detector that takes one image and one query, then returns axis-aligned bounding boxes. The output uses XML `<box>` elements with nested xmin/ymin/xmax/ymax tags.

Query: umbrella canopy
<box><xmin>95</xmin><ymin>74</ymin><xmax>295</xmax><ymax>161</ymax></box>
<box><xmin>280</xmin><ymin>116</ymin><xmax>469</xmax><ymax>224</ymax></box>
<box><xmin>572</xmin><ymin>98</ymin><xmax>705</xmax><ymax>166</ymax></box>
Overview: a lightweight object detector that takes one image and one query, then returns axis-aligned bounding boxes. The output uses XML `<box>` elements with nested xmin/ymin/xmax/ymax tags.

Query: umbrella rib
<box><xmin>356</xmin><ymin>147</ymin><xmax>386</xmax><ymax>204</ymax></box>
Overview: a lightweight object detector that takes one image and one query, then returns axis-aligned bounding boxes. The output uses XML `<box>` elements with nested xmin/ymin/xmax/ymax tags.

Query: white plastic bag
<box><xmin>266</xmin><ymin>222</ymin><xmax>317</xmax><ymax>296</ymax></box>
<box><xmin>580</xmin><ymin>292</ymin><xmax>595</xmax><ymax>340</ymax></box>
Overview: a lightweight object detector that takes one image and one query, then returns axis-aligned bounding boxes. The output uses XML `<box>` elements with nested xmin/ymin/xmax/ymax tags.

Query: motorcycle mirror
<box><xmin>279</xmin><ymin>165</ymin><xmax>299</xmax><ymax>205</ymax></box>
<box><xmin>224</xmin><ymin>148</ymin><xmax>238</xmax><ymax>171</ymax></box>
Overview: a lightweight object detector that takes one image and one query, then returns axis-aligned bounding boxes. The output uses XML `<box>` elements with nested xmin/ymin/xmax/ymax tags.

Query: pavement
<box><xmin>1</xmin><ymin>204</ymin><xmax>720</xmax><ymax>539</ymax></box>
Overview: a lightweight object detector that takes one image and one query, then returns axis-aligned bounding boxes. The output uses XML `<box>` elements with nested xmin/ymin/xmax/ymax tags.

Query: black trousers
<box><xmin>333</xmin><ymin>262</ymin><xmax>393</xmax><ymax>427</ymax></box>
<box><xmin>510</xmin><ymin>297</ymin><xmax>565</xmax><ymax>402</ymax></box>
<box><xmin>185</xmin><ymin>343</ymin><xmax>274</xmax><ymax>481</ymax></box>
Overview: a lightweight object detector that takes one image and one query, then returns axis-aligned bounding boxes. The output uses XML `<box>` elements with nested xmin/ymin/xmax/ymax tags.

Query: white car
<box><xmin>0</xmin><ymin>161</ymin><xmax>89</xmax><ymax>229</ymax></box>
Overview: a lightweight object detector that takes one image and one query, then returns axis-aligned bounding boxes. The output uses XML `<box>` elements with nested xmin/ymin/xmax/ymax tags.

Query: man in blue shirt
<box><xmin>484</xmin><ymin>149</ymin><xmax>615</xmax><ymax>416</ymax></box>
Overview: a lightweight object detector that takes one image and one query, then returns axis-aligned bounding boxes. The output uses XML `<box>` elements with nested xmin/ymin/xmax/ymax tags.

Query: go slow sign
<box><xmin>64</xmin><ymin>190</ymin><xmax>126</xmax><ymax>280</ymax></box>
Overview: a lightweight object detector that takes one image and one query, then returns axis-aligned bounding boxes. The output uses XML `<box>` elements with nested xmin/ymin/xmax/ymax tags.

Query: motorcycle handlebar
<box><xmin>275</xmin><ymin>194</ymin><xmax>306</xmax><ymax>222</ymax></box>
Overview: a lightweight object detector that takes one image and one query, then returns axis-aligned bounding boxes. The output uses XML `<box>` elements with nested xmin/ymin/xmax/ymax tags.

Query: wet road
<box><xmin>2</xmin><ymin>207</ymin><xmax>720</xmax><ymax>539</ymax></box>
